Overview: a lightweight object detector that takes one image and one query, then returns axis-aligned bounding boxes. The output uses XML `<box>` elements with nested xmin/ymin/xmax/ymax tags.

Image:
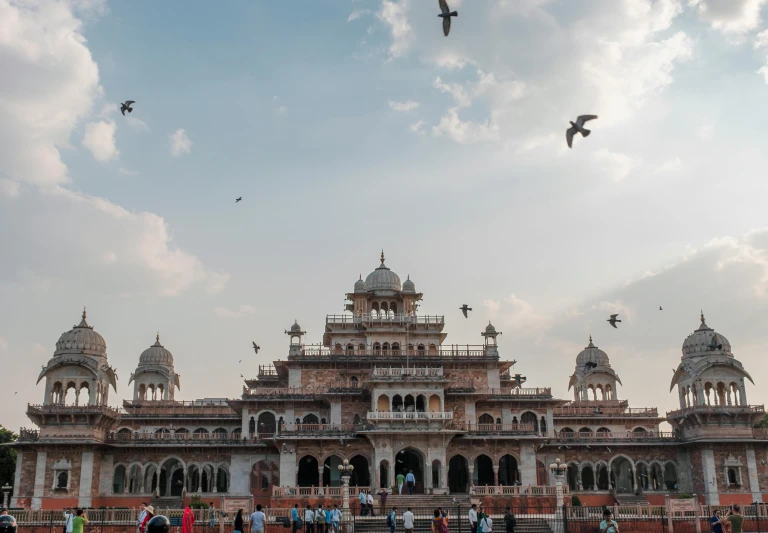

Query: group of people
<box><xmin>291</xmin><ymin>503</ymin><xmax>342</xmax><ymax>533</ymax></box>
<box><xmin>63</xmin><ymin>508</ymin><xmax>90</xmax><ymax>533</ymax></box>
<box><xmin>711</xmin><ymin>505</ymin><xmax>744</xmax><ymax>533</ymax></box>
<box><xmin>469</xmin><ymin>504</ymin><xmax>516</xmax><ymax>533</ymax></box>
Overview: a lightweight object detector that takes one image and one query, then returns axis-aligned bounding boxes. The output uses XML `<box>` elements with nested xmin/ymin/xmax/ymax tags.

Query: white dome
<box><xmin>402</xmin><ymin>276</ymin><xmax>415</xmax><ymax>293</ymax></box>
<box><xmin>575</xmin><ymin>336</ymin><xmax>610</xmax><ymax>367</ymax></box>
<box><xmin>682</xmin><ymin>313</ymin><xmax>732</xmax><ymax>358</ymax></box>
<box><xmin>354</xmin><ymin>276</ymin><xmax>368</xmax><ymax>293</ymax></box>
<box><xmin>54</xmin><ymin>309</ymin><xmax>107</xmax><ymax>358</ymax></box>
<box><xmin>139</xmin><ymin>334</ymin><xmax>174</xmax><ymax>366</ymax></box>
<box><xmin>365</xmin><ymin>251</ymin><xmax>401</xmax><ymax>291</ymax></box>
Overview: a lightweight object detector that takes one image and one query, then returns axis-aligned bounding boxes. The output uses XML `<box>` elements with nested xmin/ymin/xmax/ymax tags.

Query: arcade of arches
<box><xmin>565</xmin><ymin>458</ymin><xmax>678</xmax><ymax>493</ymax></box>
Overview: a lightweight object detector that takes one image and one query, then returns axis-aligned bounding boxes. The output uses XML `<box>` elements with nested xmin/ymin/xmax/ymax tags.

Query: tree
<box><xmin>755</xmin><ymin>413</ymin><xmax>768</xmax><ymax>428</ymax></box>
<box><xmin>0</xmin><ymin>426</ymin><xmax>17</xmax><ymax>487</ymax></box>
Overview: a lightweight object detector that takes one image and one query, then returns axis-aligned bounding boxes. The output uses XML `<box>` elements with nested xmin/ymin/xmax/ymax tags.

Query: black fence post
<box><xmin>49</xmin><ymin>511</ymin><xmax>53</xmax><ymax>533</ymax></box>
<box><xmin>457</xmin><ymin>505</ymin><xmax>461</xmax><ymax>533</ymax></box>
<box><xmin>660</xmin><ymin>504</ymin><xmax>665</xmax><ymax>533</ymax></box>
<box><xmin>562</xmin><ymin>504</ymin><xmax>568</xmax><ymax>533</ymax></box>
<box><xmin>757</xmin><ymin>503</ymin><xmax>762</xmax><ymax>533</ymax></box>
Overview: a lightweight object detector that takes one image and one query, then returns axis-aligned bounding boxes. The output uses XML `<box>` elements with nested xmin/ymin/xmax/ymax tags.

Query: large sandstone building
<box><xmin>10</xmin><ymin>255</ymin><xmax>768</xmax><ymax>510</ymax></box>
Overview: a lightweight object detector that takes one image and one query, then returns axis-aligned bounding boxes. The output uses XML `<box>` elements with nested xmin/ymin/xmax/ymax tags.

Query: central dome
<box><xmin>364</xmin><ymin>251</ymin><xmax>401</xmax><ymax>291</ymax></box>
<box><xmin>54</xmin><ymin>308</ymin><xmax>107</xmax><ymax>358</ymax></box>
<box><xmin>681</xmin><ymin>312</ymin><xmax>732</xmax><ymax>358</ymax></box>
<box><xmin>139</xmin><ymin>334</ymin><xmax>174</xmax><ymax>365</ymax></box>
<box><xmin>575</xmin><ymin>336</ymin><xmax>611</xmax><ymax>367</ymax></box>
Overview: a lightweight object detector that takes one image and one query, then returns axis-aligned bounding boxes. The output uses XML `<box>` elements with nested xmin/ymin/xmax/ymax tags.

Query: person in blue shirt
<box><xmin>292</xmin><ymin>504</ymin><xmax>300</xmax><ymax>533</ymax></box>
<box><xmin>388</xmin><ymin>507</ymin><xmax>397</xmax><ymax>533</ymax></box>
<box><xmin>330</xmin><ymin>505</ymin><xmax>341</xmax><ymax>533</ymax></box>
<box><xmin>405</xmin><ymin>471</ymin><xmax>416</xmax><ymax>495</ymax></box>
<box><xmin>710</xmin><ymin>510</ymin><xmax>723</xmax><ymax>533</ymax></box>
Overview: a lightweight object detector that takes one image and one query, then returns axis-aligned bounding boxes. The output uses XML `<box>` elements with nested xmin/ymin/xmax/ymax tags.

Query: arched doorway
<box><xmin>324</xmin><ymin>456</ymin><xmax>343</xmax><ymax>487</ymax></box>
<box><xmin>432</xmin><ymin>460</ymin><xmax>441</xmax><ymax>489</ymax></box>
<box><xmin>380</xmin><ymin>460</ymin><xmax>390</xmax><ymax>489</ymax></box>
<box><xmin>567</xmin><ymin>464</ymin><xmax>579</xmax><ymax>491</ymax></box>
<box><xmin>257</xmin><ymin>412</ymin><xmax>276</xmax><ymax>436</ymax></box>
<box><xmin>297</xmin><ymin>456</ymin><xmax>319</xmax><ymax>486</ymax></box>
<box><xmin>349</xmin><ymin>455</ymin><xmax>370</xmax><ymax>487</ymax></box>
<box><xmin>448</xmin><ymin>455</ymin><xmax>469</xmax><ymax>494</ymax></box>
<box><xmin>664</xmin><ymin>463</ymin><xmax>678</xmax><ymax>490</ymax></box>
<box><xmin>536</xmin><ymin>461</ymin><xmax>547</xmax><ymax>486</ymax></box>
<box><xmin>597</xmin><ymin>464</ymin><xmax>610</xmax><ymax>490</ymax></box>
<box><xmin>521</xmin><ymin>411</ymin><xmax>539</xmax><ymax>433</ymax></box>
<box><xmin>499</xmin><ymin>455</ymin><xmax>519</xmax><ymax>485</ymax></box>
<box><xmin>251</xmin><ymin>460</ymin><xmax>279</xmax><ymax>496</ymax></box>
<box><xmin>159</xmin><ymin>458</ymin><xmax>184</xmax><ymax>496</ymax></box>
<box><xmin>610</xmin><ymin>457</ymin><xmax>634</xmax><ymax>493</ymax></box>
<box><xmin>396</xmin><ymin>449</ymin><xmax>424</xmax><ymax>493</ymax></box>
<box><xmin>473</xmin><ymin>455</ymin><xmax>494</xmax><ymax>486</ymax></box>
<box><xmin>581</xmin><ymin>465</ymin><xmax>595</xmax><ymax>490</ymax></box>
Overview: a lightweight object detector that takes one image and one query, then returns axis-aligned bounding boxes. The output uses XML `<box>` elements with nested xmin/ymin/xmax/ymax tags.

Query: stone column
<box><xmin>280</xmin><ymin>445</ymin><xmax>298</xmax><ymax>486</ymax></box>
<box><xmin>545</xmin><ymin>409</ymin><xmax>555</xmax><ymax>438</ymax></box>
<box><xmin>212</xmin><ymin>469</ymin><xmax>218</xmax><ymax>493</ymax></box>
<box><xmin>746</xmin><ymin>448</ymin><xmax>761</xmax><ymax>502</ymax></box>
<box><xmin>318</xmin><ymin>467</ymin><xmax>324</xmax><ymax>488</ymax></box>
<box><xmin>701</xmin><ymin>448</ymin><xmax>720</xmax><ymax>505</ymax></box>
<box><xmin>519</xmin><ymin>444</ymin><xmax>538</xmax><ymax>486</ymax></box>
<box><xmin>242</xmin><ymin>407</ymin><xmax>250</xmax><ymax>438</ymax></box>
<box><xmin>468</xmin><ymin>465</ymin><xmax>475</xmax><ymax>489</ymax></box>
<box><xmin>493</xmin><ymin>466</ymin><xmax>499</xmax><ymax>487</ymax></box>
<box><xmin>78</xmin><ymin>451</ymin><xmax>94</xmax><ymax>508</ymax></box>
<box><xmin>31</xmin><ymin>451</ymin><xmax>47</xmax><ymax>510</ymax></box>
<box><xmin>739</xmin><ymin>383</ymin><xmax>747</xmax><ymax>406</ymax></box>
<box><xmin>10</xmin><ymin>451</ymin><xmax>23</xmax><ymax>508</ymax></box>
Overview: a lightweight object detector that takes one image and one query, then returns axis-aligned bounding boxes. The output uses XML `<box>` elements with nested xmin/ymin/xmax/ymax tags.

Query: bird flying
<box><xmin>566</xmin><ymin>115</ymin><xmax>598</xmax><ymax>148</ymax></box>
<box><xmin>584</xmin><ymin>361</ymin><xmax>597</xmax><ymax>370</ymax></box>
<box><xmin>438</xmin><ymin>0</ymin><xmax>458</xmax><ymax>36</ymax></box>
<box><xmin>660</xmin><ymin>306</ymin><xmax>663</xmax><ymax>310</ymax></box>
<box><xmin>708</xmin><ymin>336</ymin><xmax>723</xmax><ymax>351</ymax></box>
<box><xmin>236</xmin><ymin>197</ymin><xmax>242</xmax><ymax>203</ymax></box>
<box><xmin>120</xmin><ymin>101</ymin><xmax>135</xmax><ymax>116</ymax></box>
<box><xmin>607</xmin><ymin>314</ymin><xmax>621</xmax><ymax>328</ymax></box>
<box><xmin>252</xmin><ymin>342</ymin><xmax>260</xmax><ymax>354</ymax></box>
<box><xmin>460</xmin><ymin>304</ymin><xmax>472</xmax><ymax>318</ymax></box>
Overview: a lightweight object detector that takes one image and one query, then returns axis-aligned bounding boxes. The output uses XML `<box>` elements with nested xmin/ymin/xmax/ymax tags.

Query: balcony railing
<box><xmin>243</xmin><ymin>384</ymin><xmax>362</xmax><ymax>398</ymax></box>
<box><xmin>258</xmin><ymin>365</ymin><xmax>279</xmax><ymax>377</ymax></box>
<box><xmin>445</xmin><ymin>386</ymin><xmax>552</xmax><ymax>398</ymax></box>
<box><xmin>555</xmin><ymin>430</ymin><xmax>679</xmax><ymax>442</ymax></box>
<box><xmin>27</xmin><ymin>403</ymin><xmax>121</xmax><ymax>417</ymax></box>
<box><xmin>18</xmin><ymin>428</ymin><xmax>39</xmax><ymax>442</ymax></box>
<box><xmin>454</xmin><ymin>423</ymin><xmax>537</xmax><ymax>435</ymax></box>
<box><xmin>666</xmin><ymin>404</ymin><xmax>765</xmax><ymax>418</ymax></box>
<box><xmin>367</xmin><ymin>411</ymin><xmax>453</xmax><ymax>421</ymax></box>
<box><xmin>372</xmin><ymin>367</ymin><xmax>444</xmax><ymax>378</ymax></box>
<box><xmin>272</xmin><ymin>486</ymin><xmax>370</xmax><ymax>497</ymax></box>
<box><xmin>326</xmin><ymin>314</ymin><xmax>444</xmax><ymax>326</ymax></box>
<box><xmin>553</xmin><ymin>406</ymin><xmax>659</xmax><ymax>417</ymax></box>
<box><xmin>280</xmin><ymin>423</ymin><xmax>359</xmax><ymax>436</ymax></box>
<box><xmin>296</xmin><ymin>345</ymin><xmax>491</xmax><ymax>359</ymax></box>
<box><xmin>107</xmin><ymin>431</ymin><xmax>246</xmax><ymax>443</ymax></box>
<box><xmin>122</xmin><ymin>400</ymin><xmax>234</xmax><ymax>416</ymax></box>
<box><xmin>471</xmin><ymin>485</ymin><xmax>569</xmax><ymax>496</ymax></box>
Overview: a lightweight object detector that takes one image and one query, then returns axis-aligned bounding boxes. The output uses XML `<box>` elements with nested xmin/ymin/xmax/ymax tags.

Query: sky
<box><xmin>2</xmin><ymin>0</ymin><xmax>768</xmax><ymax>432</ymax></box>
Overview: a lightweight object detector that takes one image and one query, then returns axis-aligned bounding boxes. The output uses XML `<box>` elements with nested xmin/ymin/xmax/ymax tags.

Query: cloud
<box><xmin>483</xmin><ymin>294</ymin><xmax>554</xmax><ymax>340</ymax></box>
<box><xmin>124</xmin><ymin>116</ymin><xmax>149</xmax><ymax>131</ymax></box>
<box><xmin>388</xmin><ymin>100</ymin><xmax>420</xmax><ymax>112</ymax></box>
<box><xmin>696</xmin><ymin>123</ymin><xmax>715</xmax><ymax>140</ymax></box>
<box><xmin>593</xmin><ymin>149</ymin><xmax>639</xmax><ymax>182</ymax></box>
<box><xmin>0</xmin><ymin>178</ymin><xmax>21</xmax><ymax>199</ymax></box>
<box><xmin>214</xmin><ymin>304</ymin><xmax>256</xmax><ymax>318</ymax></box>
<box><xmin>82</xmin><ymin>120</ymin><xmax>119</xmax><ymax>161</ymax></box>
<box><xmin>277</xmin><ymin>105</ymin><xmax>288</xmax><ymax>114</ymax></box>
<box><xmin>653</xmin><ymin>156</ymin><xmax>685</xmax><ymax>175</ymax></box>
<box><xmin>377</xmin><ymin>0</ymin><xmax>412</xmax><ymax>59</ymax></box>
<box><xmin>409</xmin><ymin>119</ymin><xmax>425</xmax><ymax>134</ymax></box>
<box><xmin>169</xmin><ymin>128</ymin><xmax>192</xmax><ymax>156</ymax></box>
<box><xmin>348</xmin><ymin>9</ymin><xmax>372</xmax><ymax>22</ymax></box>
<box><xmin>0</xmin><ymin>338</ymin><xmax>8</xmax><ymax>352</ymax></box>
<box><xmin>689</xmin><ymin>0</ymin><xmax>768</xmax><ymax>38</ymax></box>
<box><xmin>429</xmin><ymin>52</ymin><xmax>474</xmax><ymax>70</ymax></box>
<box><xmin>118</xmin><ymin>167</ymin><xmax>138</xmax><ymax>176</ymax></box>
<box><xmin>432</xmin><ymin>108</ymin><xmax>500</xmax><ymax>144</ymax></box>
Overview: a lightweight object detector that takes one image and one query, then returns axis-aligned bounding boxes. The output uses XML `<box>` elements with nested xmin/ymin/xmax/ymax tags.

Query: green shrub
<box><xmin>571</xmin><ymin>496</ymin><xmax>582</xmax><ymax>507</ymax></box>
<box><xmin>189</xmin><ymin>496</ymin><xmax>209</xmax><ymax>509</ymax></box>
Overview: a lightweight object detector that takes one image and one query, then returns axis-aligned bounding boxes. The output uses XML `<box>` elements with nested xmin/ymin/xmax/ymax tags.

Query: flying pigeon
<box><xmin>607</xmin><ymin>314</ymin><xmax>621</xmax><ymax>328</ymax></box>
<box><xmin>460</xmin><ymin>304</ymin><xmax>472</xmax><ymax>318</ymax></box>
<box><xmin>252</xmin><ymin>342</ymin><xmax>260</xmax><ymax>354</ymax></box>
<box><xmin>584</xmin><ymin>361</ymin><xmax>597</xmax><ymax>370</ymax></box>
<box><xmin>660</xmin><ymin>306</ymin><xmax>663</xmax><ymax>310</ymax></box>
<box><xmin>236</xmin><ymin>197</ymin><xmax>242</xmax><ymax>203</ymax></box>
<box><xmin>120</xmin><ymin>101</ymin><xmax>135</xmax><ymax>116</ymax></box>
<box><xmin>566</xmin><ymin>115</ymin><xmax>598</xmax><ymax>148</ymax></box>
<box><xmin>708</xmin><ymin>336</ymin><xmax>722</xmax><ymax>351</ymax></box>
<box><xmin>438</xmin><ymin>0</ymin><xmax>458</xmax><ymax>37</ymax></box>
<box><xmin>240</xmin><ymin>374</ymin><xmax>243</xmax><ymax>378</ymax></box>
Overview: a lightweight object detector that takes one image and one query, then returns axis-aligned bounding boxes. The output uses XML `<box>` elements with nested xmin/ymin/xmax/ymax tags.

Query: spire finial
<box><xmin>156</xmin><ymin>332</ymin><xmax>160</xmax><ymax>344</ymax></box>
<box><xmin>380</xmin><ymin>249</ymin><xmax>385</xmax><ymax>265</ymax></box>
<box><xmin>589</xmin><ymin>334</ymin><xmax>592</xmax><ymax>343</ymax></box>
<box><xmin>82</xmin><ymin>306</ymin><xmax>87</xmax><ymax>320</ymax></box>
<box><xmin>359</xmin><ymin>274</ymin><xmax>362</xmax><ymax>280</ymax></box>
<box><xmin>701</xmin><ymin>310</ymin><xmax>705</xmax><ymax>324</ymax></box>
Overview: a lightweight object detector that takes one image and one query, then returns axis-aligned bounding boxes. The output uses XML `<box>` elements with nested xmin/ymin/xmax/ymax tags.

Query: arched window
<box><xmin>346</xmin><ymin>344</ymin><xmax>354</xmax><ymax>354</ymax></box>
<box><xmin>478</xmin><ymin>414</ymin><xmax>494</xmax><ymax>426</ymax></box>
<box><xmin>392</xmin><ymin>342</ymin><xmax>400</xmax><ymax>355</ymax></box>
<box><xmin>57</xmin><ymin>471</ymin><xmax>69</xmax><ymax>489</ymax></box>
<box><xmin>382</xmin><ymin>342</ymin><xmax>390</xmax><ymax>355</ymax></box>
<box><xmin>193</xmin><ymin>428</ymin><xmax>209</xmax><ymax>438</ymax></box>
<box><xmin>521</xmin><ymin>411</ymin><xmax>539</xmax><ymax>433</ymax></box>
<box><xmin>334</xmin><ymin>343</ymin><xmax>343</xmax><ymax>355</ymax></box>
<box><xmin>302</xmin><ymin>414</ymin><xmax>319</xmax><ymax>425</ymax></box>
<box><xmin>113</xmin><ymin>465</ymin><xmax>126</xmax><ymax>493</ymax></box>
<box><xmin>212</xmin><ymin>428</ymin><xmax>228</xmax><ymax>439</ymax></box>
<box><xmin>353</xmin><ymin>414</ymin><xmax>361</xmax><ymax>424</ymax></box>
<box><xmin>417</xmin><ymin>344</ymin><xmax>425</xmax><ymax>356</ymax></box>
<box><xmin>373</xmin><ymin>343</ymin><xmax>381</xmax><ymax>355</ymax></box>
<box><xmin>578</xmin><ymin>427</ymin><xmax>592</xmax><ymax>438</ymax></box>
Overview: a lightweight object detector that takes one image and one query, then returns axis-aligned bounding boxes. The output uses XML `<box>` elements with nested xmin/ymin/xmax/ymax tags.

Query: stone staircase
<box><xmin>382</xmin><ymin>494</ymin><xmax>473</xmax><ymax>510</ymax></box>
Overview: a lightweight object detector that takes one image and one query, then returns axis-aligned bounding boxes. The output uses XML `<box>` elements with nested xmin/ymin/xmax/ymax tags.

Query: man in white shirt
<box><xmin>468</xmin><ymin>504</ymin><xmax>478</xmax><ymax>533</ymax></box>
<box><xmin>250</xmin><ymin>504</ymin><xmax>267</xmax><ymax>533</ymax></box>
<box><xmin>64</xmin><ymin>508</ymin><xmax>74</xmax><ymax>533</ymax></box>
<box><xmin>480</xmin><ymin>515</ymin><xmax>493</xmax><ymax>533</ymax></box>
<box><xmin>366</xmin><ymin>491</ymin><xmax>375</xmax><ymax>517</ymax></box>
<box><xmin>403</xmin><ymin>508</ymin><xmax>414</xmax><ymax>533</ymax></box>
<box><xmin>304</xmin><ymin>505</ymin><xmax>315</xmax><ymax>533</ymax></box>
<box><xmin>136</xmin><ymin>504</ymin><xmax>147</xmax><ymax>533</ymax></box>
<box><xmin>330</xmin><ymin>504</ymin><xmax>342</xmax><ymax>533</ymax></box>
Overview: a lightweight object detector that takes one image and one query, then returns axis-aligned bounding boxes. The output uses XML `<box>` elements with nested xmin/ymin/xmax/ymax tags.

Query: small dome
<box><xmin>682</xmin><ymin>312</ymin><xmax>732</xmax><ymax>358</ymax></box>
<box><xmin>354</xmin><ymin>275</ymin><xmax>368</xmax><ymax>293</ymax></box>
<box><xmin>54</xmin><ymin>308</ymin><xmax>107</xmax><ymax>358</ymax></box>
<box><xmin>289</xmin><ymin>320</ymin><xmax>303</xmax><ymax>333</ymax></box>
<box><xmin>364</xmin><ymin>251</ymin><xmax>401</xmax><ymax>291</ymax></box>
<box><xmin>575</xmin><ymin>336</ymin><xmax>611</xmax><ymax>367</ymax></box>
<box><xmin>484</xmin><ymin>322</ymin><xmax>497</xmax><ymax>334</ymax></box>
<box><xmin>402</xmin><ymin>275</ymin><xmax>415</xmax><ymax>293</ymax></box>
<box><xmin>139</xmin><ymin>334</ymin><xmax>174</xmax><ymax>366</ymax></box>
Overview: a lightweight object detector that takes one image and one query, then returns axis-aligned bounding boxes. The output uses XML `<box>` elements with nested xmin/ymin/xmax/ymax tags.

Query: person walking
<box><xmin>183</xmin><ymin>506</ymin><xmax>196</xmax><ymax>533</ymax></box>
<box><xmin>250</xmin><ymin>505</ymin><xmax>266</xmax><ymax>533</ymax></box>
<box><xmin>396</xmin><ymin>472</ymin><xmax>405</xmax><ymax>495</ymax></box>
<box><xmin>367</xmin><ymin>491</ymin><xmax>375</xmax><ymax>517</ymax></box>
<box><xmin>727</xmin><ymin>505</ymin><xmax>743</xmax><ymax>533</ymax></box>
<box><xmin>140</xmin><ymin>507</ymin><xmax>154</xmax><ymax>533</ymax></box>
<box><xmin>503</xmin><ymin>508</ymin><xmax>516</xmax><ymax>533</ymax></box>
<box><xmin>233</xmin><ymin>509</ymin><xmax>243</xmax><ymax>533</ymax></box>
<box><xmin>403</xmin><ymin>508</ymin><xmax>415</xmax><ymax>533</ymax></box>
<box><xmin>304</xmin><ymin>505</ymin><xmax>315</xmax><ymax>533</ymax></box>
<box><xmin>468</xmin><ymin>504</ymin><xmax>478</xmax><ymax>533</ymax></box>
<box><xmin>387</xmin><ymin>507</ymin><xmax>397</xmax><ymax>533</ymax></box>
<box><xmin>405</xmin><ymin>471</ymin><xmax>416</xmax><ymax>495</ymax></box>
<box><xmin>136</xmin><ymin>503</ymin><xmax>148</xmax><ymax>533</ymax></box>
<box><xmin>331</xmin><ymin>505</ymin><xmax>342</xmax><ymax>533</ymax></box>
<box><xmin>72</xmin><ymin>509</ymin><xmax>89</xmax><ymax>533</ymax></box>
<box><xmin>599</xmin><ymin>509</ymin><xmax>619</xmax><ymax>533</ymax></box>
<box><xmin>64</xmin><ymin>508</ymin><xmax>74</xmax><ymax>533</ymax></box>
<box><xmin>431</xmin><ymin>510</ymin><xmax>443</xmax><ymax>533</ymax></box>
<box><xmin>292</xmin><ymin>504</ymin><xmax>301</xmax><ymax>533</ymax></box>
<box><xmin>315</xmin><ymin>504</ymin><xmax>326</xmax><ymax>533</ymax></box>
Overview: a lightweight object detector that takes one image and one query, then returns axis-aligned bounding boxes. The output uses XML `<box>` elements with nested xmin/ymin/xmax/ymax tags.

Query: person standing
<box><xmin>359</xmin><ymin>490</ymin><xmax>367</xmax><ymax>516</ymax></box>
<box><xmin>503</xmin><ymin>508</ymin><xmax>516</xmax><ymax>533</ymax></box>
<box><xmin>379</xmin><ymin>489</ymin><xmax>389</xmax><ymax>515</ymax></box>
<box><xmin>727</xmin><ymin>506</ymin><xmax>743</xmax><ymax>533</ymax></box>
<box><xmin>480</xmin><ymin>514</ymin><xmax>492</xmax><ymax>533</ymax></box>
<box><xmin>136</xmin><ymin>503</ymin><xmax>148</xmax><ymax>533</ymax></box>
<box><xmin>315</xmin><ymin>504</ymin><xmax>326</xmax><ymax>533</ymax></box>
<box><xmin>331</xmin><ymin>505</ymin><xmax>342</xmax><ymax>533</ymax></box>
<box><xmin>140</xmin><ymin>507</ymin><xmax>154</xmax><ymax>533</ymax></box>
<box><xmin>304</xmin><ymin>505</ymin><xmax>315</xmax><ymax>533</ymax></box>
<box><xmin>64</xmin><ymin>508</ymin><xmax>74</xmax><ymax>533</ymax></box>
<box><xmin>396</xmin><ymin>472</ymin><xmax>405</xmax><ymax>495</ymax></box>
<box><xmin>403</xmin><ymin>508</ymin><xmax>414</xmax><ymax>533</ymax></box>
<box><xmin>250</xmin><ymin>505</ymin><xmax>267</xmax><ymax>533</ymax></box>
<box><xmin>405</xmin><ymin>471</ymin><xmax>416</xmax><ymax>495</ymax></box>
<box><xmin>209</xmin><ymin>503</ymin><xmax>216</xmax><ymax>529</ymax></box>
<box><xmin>233</xmin><ymin>510</ymin><xmax>243</xmax><ymax>533</ymax></box>
<box><xmin>292</xmin><ymin>504</ymin><xmax>301</xmax><ymax>533</ymax></box>
<box><xmin>367</xmin><ymin>491</ymin><xmax>375</xmax><ymax>517</ymax></box>
<box><xmin>183</xmin><ymin>506</ymin><xmax>196</xmax><ymax>533</ymax></box>
<box><xmin>72</xmin><ymin>509</ymin><xmax>89</xmax><ymax>533</ymax></box>
<box><xmin>710</xmin><ymin>509</ymin><xmax>723</xmax><ymax>533</ymax></box>
<box><xmin>599</xmin><ymin>509</ymin><xmax>619</xmax><ymax>533</ymax></box>
<box><xmin>387</xmin><ymin>507</ymin><xmax>397</xmax><ymax>533</ymax></box>
<box><xmin>468</xmin><ymin>504</ymin><xmax>478</xmax><ymax>533</ymax></box>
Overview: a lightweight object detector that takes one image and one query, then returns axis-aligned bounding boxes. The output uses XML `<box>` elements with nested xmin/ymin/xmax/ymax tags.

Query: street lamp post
<box><xmin>1</xmin><ymin>484</ymin><xmax>11</xmax><ymax>508</ymax></box>
<box><xmin>338</xmin><ymin>460</ymin><xmax>355</xmax><ymax>533</ymax></box>
<box><xmin>549</xmin><ymin>458</ymin><xmax>567</xmax><ymax>508</ymax></box>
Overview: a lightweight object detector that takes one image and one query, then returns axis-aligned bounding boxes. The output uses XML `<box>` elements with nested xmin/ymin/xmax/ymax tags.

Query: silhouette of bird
<box><xmin>120</xmin><ymin>101</ymin><xmax>135</xmax><ymax>116</ymax></box>
<box><xmin>239</xmin><ymin>360</ymin><xmax>242</xmax><ymax>363</ymax></box>
<box><xmin>252</xmin><ymin>342</ymin><xmax>260</xmax><ymax>353</ymax></box>
<box><xmin>584</xmin><ymin>361</ymin><xmax>597</xmax><ymax>370</ymax></box>
<box><xmin>566</xmin><ymin>115</ymin><xmax>598</xmax><ymax>148</ymax></box>
<box><xmin>708</xmin><ymin>336</ymin><xmax>723</xmax><ymax>351</ymax></box>
<box><xmin>240</xmin><ymin>374</ymin><xmax>244</xmax><ymax>378</ymax></box>
<box><xmin>236</xmin><ymin>197</ymin><xmax>242</xmax><ymax>203</ymax></box>
<box><xmin>438</xmin><ymin>0</ymin><xmax>458</xmax><ymax>37</ymax></box>
<box><xmin>607</xmin><ymin>314</ymin><xmax>621</xmax><ymax>328</ymax></box>
<box><xmin>659</xmin><ymin>306</ymin><xmax>663</xmax><ymax>311</ymax></box>
<box><xmin>460</xmin><ymin>304</ymin><xmax>472</xmax><ymax>318</ymax></box>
